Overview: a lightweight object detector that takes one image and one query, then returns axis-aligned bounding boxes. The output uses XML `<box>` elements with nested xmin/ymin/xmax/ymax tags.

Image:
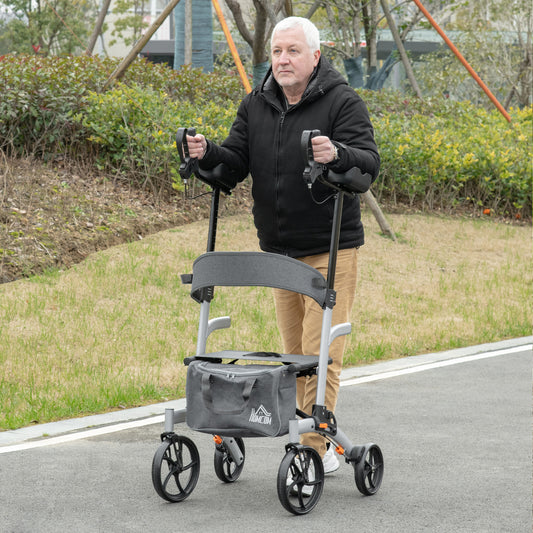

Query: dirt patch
<box><xmin>1</xmin><ymin>156</ymin><xmax>527</xmax><ymax>285</ymax></box>
<box><xmin>0</xmin><ymin>157</ymin><xmax>252</xmax><ymax>284</ymax></box>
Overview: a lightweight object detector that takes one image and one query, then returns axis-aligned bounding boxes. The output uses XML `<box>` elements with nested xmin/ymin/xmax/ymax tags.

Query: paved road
<box><xmin>1</xmin><ymin>339</ymin><xmax>531</xmax><ymax>533</ymax></box>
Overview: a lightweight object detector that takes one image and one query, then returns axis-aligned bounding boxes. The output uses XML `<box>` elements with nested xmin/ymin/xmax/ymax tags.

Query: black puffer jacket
<box><xmin>200</xmin><ymin>57</ymin><xmax>380</xmax><ymax>257</ymax></box>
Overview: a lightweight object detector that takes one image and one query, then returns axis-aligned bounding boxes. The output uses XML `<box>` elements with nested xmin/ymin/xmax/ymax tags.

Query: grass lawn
<box><xmin>0</xmin><ymin>209</ymin><xmax>531</xmax><ymax>430</ymax></box>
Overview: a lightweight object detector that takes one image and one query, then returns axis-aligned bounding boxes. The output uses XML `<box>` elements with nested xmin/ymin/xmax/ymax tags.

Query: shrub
<box><xmin>76</xmin><ymin>83</ymin><xmax>237</xmax><ymax>193</ymax></box>
<box><xmin>0</xmin><ymin>54</ymin><xmax>105</xmax><ymax>156</ymax></box>
<box><xmin>362</xmin><ymin>90</ymin><xmax>532</xmax><ymax>218</ymax></box>
<box><xmin>0</xmin><ymin>54</ymin><xmax>245</xmax><ymax>160</ymax></box>
<box><xmin>0</xmin><ymin>55</ymin><xmax>530</xmax><ymax>218</ymax></box>
<box><xmin>122</xmin><ymin>62</ymin><xmax>246</xmax><ymax>104</ymax></box>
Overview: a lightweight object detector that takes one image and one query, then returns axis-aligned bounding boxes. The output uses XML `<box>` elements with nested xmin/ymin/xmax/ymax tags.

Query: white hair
<box><xmin>271</xmin><ymin>17</ymin><xmax>320</xmax><ymax>52</ymax></box>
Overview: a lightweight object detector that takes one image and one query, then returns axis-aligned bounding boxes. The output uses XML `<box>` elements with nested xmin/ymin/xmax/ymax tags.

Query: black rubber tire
<box><xmin>152</xmin><ymin>435</ymin><xmax>200</xmax><ymax>502</ymax></box>
<box><xmin>354</xmin><ymin>443</ymin><xmax>384</xmax><ymax>496</ymax></box>
<box><xmin>214</xmin><ymin>437</ymin><xmax>246</xmax><ymax>483</ymax></box>
<box><xmin>276</xmin><ymin>446</ymin><xmax>324</xmax><ymax>515</ymax></box>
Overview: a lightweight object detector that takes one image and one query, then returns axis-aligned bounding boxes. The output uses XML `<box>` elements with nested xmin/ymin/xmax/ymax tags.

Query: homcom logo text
<box><xmin>249</xmin><ymin>405</ymin><xmax>272</xmax><ymax>426</ymax></box>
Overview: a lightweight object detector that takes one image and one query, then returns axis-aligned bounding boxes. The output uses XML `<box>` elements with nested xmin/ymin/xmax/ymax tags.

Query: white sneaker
<box><xmin>287</xmin><ymin>457</ymin><xmax>315</xmax><ymax>497</ymax></box>
<box><xmin>287</xmin><ymin>448</ymin><xmax>338</xmax><ymax>498</ymax></box>
<box><xmin>323</xmin><ymin>445</ymin><xmax>340</xmax><ymax>474</ymax></box>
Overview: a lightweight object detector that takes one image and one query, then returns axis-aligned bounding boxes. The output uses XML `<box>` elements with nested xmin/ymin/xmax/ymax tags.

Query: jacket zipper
<box><xmin>275</xmin><ymin>111</ymin><xmax>286</xmax><ymax>249</ymax></box>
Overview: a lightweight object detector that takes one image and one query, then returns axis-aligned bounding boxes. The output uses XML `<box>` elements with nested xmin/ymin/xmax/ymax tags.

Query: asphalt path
<box><xmin>1</xmin><ymin>338</ymin><xmax>531</xmax><ymax>533</ymax></box>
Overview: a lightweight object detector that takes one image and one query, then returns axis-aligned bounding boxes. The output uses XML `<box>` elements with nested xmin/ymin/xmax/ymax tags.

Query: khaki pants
<box><xmin>273</xmin><ymin>247</ymin><xmax>358</xmax><ymax>458</ymax></box>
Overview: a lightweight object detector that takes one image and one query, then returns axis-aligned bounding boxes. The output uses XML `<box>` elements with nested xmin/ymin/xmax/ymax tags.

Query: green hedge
<box><xmin>364</xmin><ymin>91</ymin><xmax>532</xmax><ymax>217</ymax></box>
<box><xmin>0</xmin><ymin>55</ymin><xmax>530</xmax><ymax>217</ymax></box>
<box><xmin>76</xmin><ymin>83</ymin><xmax>237</xmax><ymax>192</ymax></box>
<box><xmin>0</xmin><ymin>54</ymin><xmax>244</xmax><ymax>160</ymax></box>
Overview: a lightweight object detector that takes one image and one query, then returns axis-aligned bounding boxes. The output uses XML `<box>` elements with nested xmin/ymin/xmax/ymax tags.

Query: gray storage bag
<box><xmin>186</xmin><ymin>360</ymin><xmax>296</xmax><ymax>437</ymax></box>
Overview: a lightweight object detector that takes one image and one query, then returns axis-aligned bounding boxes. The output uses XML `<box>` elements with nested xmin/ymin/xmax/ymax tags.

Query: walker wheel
<box><xmin>277</xmin><ymin>446</ymin><xmax>324</xmax><ymax>515</ymax></box>
<box><xmin>354</xmin><ymin>443</ymin><xmax>384</xmax><ymax>496</ymax></box>
<box><xmin>214</xmin><ymin>437</ymin><xmax>245</xmax><ymax>483</ymax></box>
<box><xmin>152</xmin><ymin>434</ymin><xmax>200</xmax><ymax>502</ymax></box>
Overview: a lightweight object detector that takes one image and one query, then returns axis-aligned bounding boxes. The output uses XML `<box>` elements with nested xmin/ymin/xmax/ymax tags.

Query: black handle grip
<box><xmin>300</xmin><ymin>130</ymin><xmax>372</xmax><ymax>195</ymax></box>
<box><xmin>301</xmin><ymin>129</ymin><xmax>324</xmax><ymax>187</ymax></box>
<box><xmin>176</xmin><ymin>127</ymin><xmax>199</xmax><ymax>181</ymax></box>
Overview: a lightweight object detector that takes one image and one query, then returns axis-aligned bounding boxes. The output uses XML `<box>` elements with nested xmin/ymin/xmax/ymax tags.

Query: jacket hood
<box><xmin>258</xmin><ymin>56</ymin><xmax>349</xmax><ymax>105</ymax></box>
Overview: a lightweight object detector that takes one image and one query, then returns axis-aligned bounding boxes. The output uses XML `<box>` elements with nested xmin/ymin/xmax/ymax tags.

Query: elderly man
<box><xmin>186</xmin><ymin>16</ymin><xmax>380</xmax><ymax>476</ymax></box>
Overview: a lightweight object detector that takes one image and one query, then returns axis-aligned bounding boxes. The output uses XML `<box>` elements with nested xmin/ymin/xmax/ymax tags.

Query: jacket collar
<box><xmin>257</xmin><ymin>57</ymin><xmax>348</xmax><ymax>107</ymax></box>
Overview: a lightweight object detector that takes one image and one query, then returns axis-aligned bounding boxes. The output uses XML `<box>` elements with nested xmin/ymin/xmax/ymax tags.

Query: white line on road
<box><xmin>340</xmin><ymin>344</ymin><xmax>531</xmax><ymax>387</ymax></box>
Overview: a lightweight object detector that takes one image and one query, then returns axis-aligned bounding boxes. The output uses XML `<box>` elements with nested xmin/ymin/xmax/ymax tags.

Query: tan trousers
<box><xmin>273</xmin><ymin>247</ymin><xmax>358</xmax><ymax>458</ymax></box>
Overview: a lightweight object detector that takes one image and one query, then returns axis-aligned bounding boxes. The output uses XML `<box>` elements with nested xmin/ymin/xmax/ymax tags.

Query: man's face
<box><xmin>271</xmin><ymin>26</ymin><xmax>320</xmax><ymax>100</ymax></box>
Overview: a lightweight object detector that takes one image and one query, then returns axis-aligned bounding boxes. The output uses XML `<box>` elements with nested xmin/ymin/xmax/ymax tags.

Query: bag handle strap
<box><xmin>201</xmin><ymin>374</ymin><xmax>256</xmax><ymax>415</ymax></box>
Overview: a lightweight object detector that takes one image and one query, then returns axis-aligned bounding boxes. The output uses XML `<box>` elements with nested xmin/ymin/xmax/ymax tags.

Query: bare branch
<box><xmin>306</xmin><ymin>0</ymin><xmax>324</xmax><ymax>19</ymax></box>
<box><xmin>255</xmin><ymin>0</ymin><xmax>281</xmax><ymax>25</ymax></box>
<box><xmin>224</xmin><ymin>0</ymin><xmax>254</xmax><ymax>47</ymax></box>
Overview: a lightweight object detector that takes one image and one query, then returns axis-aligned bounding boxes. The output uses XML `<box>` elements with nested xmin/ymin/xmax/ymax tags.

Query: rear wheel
<box><xmin>214</xmin><ymin>437</ymin><xmax>245</xmax><ymax>483</ymax></box>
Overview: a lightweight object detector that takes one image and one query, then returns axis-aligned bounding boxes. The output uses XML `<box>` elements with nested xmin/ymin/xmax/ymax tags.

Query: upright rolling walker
<box><xmin>151</xmin><ymin>128</ymin><xmax>384</xmax><ymax>515</ymax></box>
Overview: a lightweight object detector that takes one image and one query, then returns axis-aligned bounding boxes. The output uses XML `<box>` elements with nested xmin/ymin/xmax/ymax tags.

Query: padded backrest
<box><xmin>191</xmin><ymin>251</ymin><xmax>328</xmax><ymax>307</ymax></box>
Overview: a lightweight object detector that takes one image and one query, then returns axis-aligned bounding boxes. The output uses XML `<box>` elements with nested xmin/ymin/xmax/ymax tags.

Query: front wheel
<box><xmin>152</xmin><ymin>434</ymin><xmax>200</xmax><ymax>502</ymax></box>
<box><xmin>354</xmin><ymin>443</ymin><xmax>384</xmax><ymax>496</ymax></box>
<box><xmin>277</xmin><ymin>446</ymin><xmax>324</xmax><ymax>515</ymax></box>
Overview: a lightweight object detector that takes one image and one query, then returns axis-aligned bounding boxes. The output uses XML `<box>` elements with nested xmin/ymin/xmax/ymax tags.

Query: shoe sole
<box><xmin>324</xmin><ymin>463</ymin><xmax>339</xmax><ymax>475</ymax></box>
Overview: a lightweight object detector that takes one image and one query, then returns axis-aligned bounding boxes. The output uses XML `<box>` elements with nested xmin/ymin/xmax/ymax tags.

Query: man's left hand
<box><xmin>311</xmin><ymin>136</ymin><xmax>337</xmax><ymax>164</ymax></box>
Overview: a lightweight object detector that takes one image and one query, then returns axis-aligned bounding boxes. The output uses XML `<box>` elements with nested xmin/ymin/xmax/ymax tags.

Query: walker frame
<box><xmin>151</xmin><ymin>128</ymin><xmax>384</xmax><ymax>515</ymax></box>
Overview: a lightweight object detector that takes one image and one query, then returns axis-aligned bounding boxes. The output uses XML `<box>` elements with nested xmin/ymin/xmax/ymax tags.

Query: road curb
<box><xmin>340</xmin><ymin>336</ymin><xmax>533</xmax><ymax>380</ymax></box>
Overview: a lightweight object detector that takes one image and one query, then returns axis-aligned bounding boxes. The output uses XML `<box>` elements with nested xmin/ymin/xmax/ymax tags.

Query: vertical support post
<box><xmin>315</xmin><ymin>307</ymin><xmax>333</xmax><ymax>406</ymax></box>
<box><xmin>211</xmin><ymin>0</ymin><xmax>252</xmax><ymax>93</ymax></box>
<box><xmin>164</xmin><ymin>408</ymin><xmax>174</xmax><ymax>433</ymax></box>
<box><xmin>315</xmin><ymin>191</ymin><xmax>345</xmax><ymax>406</ymax></box>
<box><xmin>326</xmin><ymin>192</ymin><xmax>344</xmax><ymax>291</ymax></box>
<box><xmin>184</xmin><ymin>0</ymin><xmax>192</xmax><ymax>64</ymax></box>
<box><xmin>207</xmin><ymin>188</ymin><xmax>220</xmax><ymax>252</ymax></box>
<box><xmin>196</xmin><ymin>301</ymin><xmax>211</xmax><ymax>355</ymax></box>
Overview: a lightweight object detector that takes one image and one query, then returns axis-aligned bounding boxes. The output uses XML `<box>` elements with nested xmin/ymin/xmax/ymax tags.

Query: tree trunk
<box><xmin>252</xmin><ymin>2</ymin><xmax>269</xmax><ymax>65</ymax></box>
<box><xmin>380</xmin><ymin>0</ymin><xmax>422</xmax><ymax>98</ymax></box>
<box><xmin>184</xmin><ymin>0</ymin><xmax>192</xmax><ymax>64</ymax></box>
<box><xmin>362</xmin><ymin>191</ymin><xmax>397</xmax><ymax>241</ymax></box>
<box><xmin>362</xmin><ymin>0</ymin><xmax>378</xmax><ymax>75</ymax></box>
<box><xmin>305</xmin><ymin>0</ymin><xmax>322</xmax><ymax>19</ymax></box>
<box><xmin>86</xmin><ymin>0</ymin><xmax>112</xmax><ymax>55</ymax></box>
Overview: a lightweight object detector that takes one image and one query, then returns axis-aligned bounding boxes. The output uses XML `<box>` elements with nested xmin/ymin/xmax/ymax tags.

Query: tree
<box><xmin>86</xmin><ymin>0</ymin><xmax>113</xmax><ymax>55</ymax></box>
<box><xmin>307</xmin><ymin>1</ymin><xmax>380</xmax><ymax>88</ymax></box>
<box><xmin>410</xmin><ymin>0</ymin><xmax>532</xmax><ymax>108</ymax></box>
<box><xmin>0</xmin><ymin>0</ymin><xmax>95</xmax><ymax>55</ymax></box>
<box><xmin>223</xmin><ymin>0</ymin><xmax>292</xmax><ymax>82</ymax></box>
<box><xmin>174</xmin><ymin>0</ymin><xmax>213</xmax><ymax>72</ymax></box>
<box><xmin>108</xmin><ymin>0</ymin><xmax>149</xmax><ymax>48</ymax></box>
